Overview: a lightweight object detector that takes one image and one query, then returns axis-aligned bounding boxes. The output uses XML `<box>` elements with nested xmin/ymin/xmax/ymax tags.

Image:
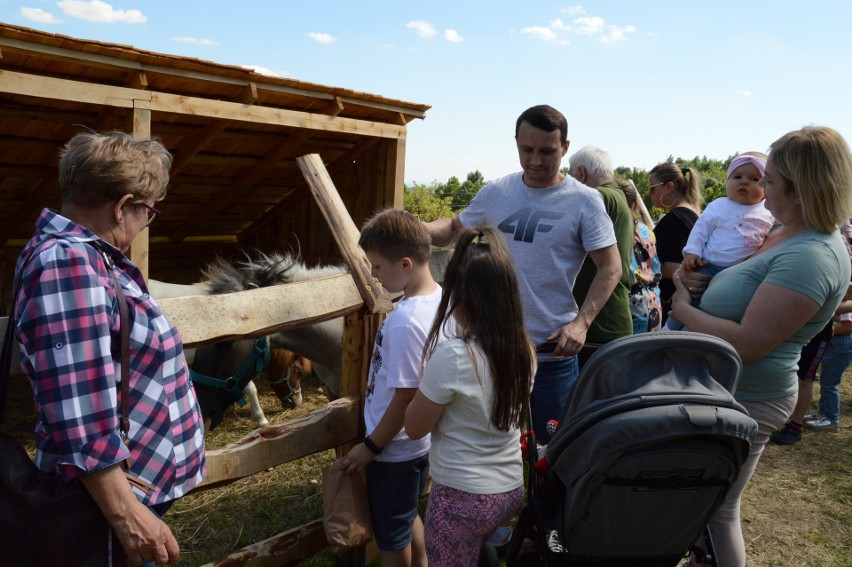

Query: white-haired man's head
<box><xmin>569</xmin><ymin>145</ymin><xmax>614</xmax><ymax>188</ymax></box>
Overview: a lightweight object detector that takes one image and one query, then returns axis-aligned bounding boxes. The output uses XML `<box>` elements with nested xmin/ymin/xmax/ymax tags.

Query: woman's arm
<box><xmin>404</xmin><ymin>391</ymin><xmax>445</xmax><ymax>440</ymax></box>
<box><xmin>670</xmin><ymin>272</ymin><xmax>821</xmax><ymax>363</ymax></box>
<box><xmin>80</xmin><ymin>465</ymin><xmax>180</xmax><ymax>565</ymax></box>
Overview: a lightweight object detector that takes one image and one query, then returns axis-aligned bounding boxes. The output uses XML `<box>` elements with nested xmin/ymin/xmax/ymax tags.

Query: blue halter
<box><xmin>189</xmin><ymin>337</ymin><xmax>271</xmax><ymax>406</ymax></box>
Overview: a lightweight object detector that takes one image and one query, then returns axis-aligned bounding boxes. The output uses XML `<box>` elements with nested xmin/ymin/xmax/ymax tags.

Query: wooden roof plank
<box><xmin>170</xmin><ymin>131</ymin><xmax>311</xmax><ymax>242</ymax></box>
<box><xmin>170</xmin><ymin>120</ymin><xmax>230</xmax><ymax>175</ymax></box>
<box><xmin>0</xmin><ymin>26</ymin><xmax>430</xmax><ymax>120</ymax></box>
<box><xmin>2</xmin><ymin>69</ymin><xmax>408</xmax><ymax>139</ymax></box>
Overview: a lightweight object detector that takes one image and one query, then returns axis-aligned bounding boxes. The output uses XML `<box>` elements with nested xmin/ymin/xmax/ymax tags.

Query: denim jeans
<box><xmin>530</xmin><ymin>357</ymin><xmax>579</xmax><ymax>444</ymax></box>
<box><xmin>817</xmin><ymin>332</ymin><xmax>852</xmax><ymax>422</ymax></box>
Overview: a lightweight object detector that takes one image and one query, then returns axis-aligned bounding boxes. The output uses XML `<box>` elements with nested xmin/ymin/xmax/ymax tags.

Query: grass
<box><xmin>3</xmin><ymin>370</ymin><xmax>850</xmax><ymax>566</ymax></box>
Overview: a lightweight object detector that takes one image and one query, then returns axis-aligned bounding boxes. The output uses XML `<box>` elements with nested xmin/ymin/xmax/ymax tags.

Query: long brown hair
<box><xmin>423</xmin><ymin>226</ymin><xmax>533</xmax><ymax>430</ymax></box>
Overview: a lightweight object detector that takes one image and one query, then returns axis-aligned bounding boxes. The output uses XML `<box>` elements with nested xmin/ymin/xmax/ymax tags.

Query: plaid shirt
<box><xmin>14</xmin><ymin>209</ymin><xmax>206</xmax><ymax>504</ymax></box>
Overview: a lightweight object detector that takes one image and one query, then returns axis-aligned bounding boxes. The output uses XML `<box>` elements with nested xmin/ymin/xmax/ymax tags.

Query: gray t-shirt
<box><xmin>459</xmin><ymin>172</ymin><xmax>616</xmax><ymax>344</ymax></box>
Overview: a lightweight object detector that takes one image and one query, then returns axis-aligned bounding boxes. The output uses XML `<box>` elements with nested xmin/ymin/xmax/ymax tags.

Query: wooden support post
<box><xmin>129</xmin><ymin>106</ymin><xmax>151</xmax><ymax>280</ymax></box>
<box><xmin>297</xmin><ymin>153</ymin><xmax>393</xmax><ymax>314</ymax></box>
<box><xmin>335</xmin><ymin>309</ymin><xmax>384</xmax><ymax>567</ymax></box>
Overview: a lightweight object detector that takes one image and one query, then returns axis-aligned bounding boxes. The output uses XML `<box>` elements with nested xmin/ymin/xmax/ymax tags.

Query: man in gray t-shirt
<box><xmin>425</xmin><ymin>104</ymin><xmax>621</xmax><ymax>442</ymax></box>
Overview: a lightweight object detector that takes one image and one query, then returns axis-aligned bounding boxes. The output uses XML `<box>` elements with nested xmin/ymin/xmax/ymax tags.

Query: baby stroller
<box><xmin>507</xmin><ymin>332</ymin><xmax>758</xmax><ymax>566</ymax></box>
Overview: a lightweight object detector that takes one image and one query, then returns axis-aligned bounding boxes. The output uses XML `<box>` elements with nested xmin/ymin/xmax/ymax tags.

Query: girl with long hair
<box><xmin>405</xmin><ymin>226</ymin><xmax>535</xmax><ymax>567</ymax></box>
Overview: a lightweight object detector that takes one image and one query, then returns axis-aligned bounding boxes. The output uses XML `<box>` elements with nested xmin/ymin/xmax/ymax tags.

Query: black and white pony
<box><xmin>151</xmin><ymin>252</ymin><xmax>347</xmax><ymax>431</ymax></box>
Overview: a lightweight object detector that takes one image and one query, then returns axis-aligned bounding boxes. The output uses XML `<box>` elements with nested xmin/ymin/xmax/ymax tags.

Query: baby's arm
<box><xmin>681</xmin><ymin>253</ymin><xmax>705</xmax><ymax>272</ymax></box>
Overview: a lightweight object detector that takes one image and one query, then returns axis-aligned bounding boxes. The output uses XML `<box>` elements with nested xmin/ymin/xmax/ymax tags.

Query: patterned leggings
<box><xmin>425</xmin><ymin>482</ymin><xmax>524</xmax><ymax>567</ymax></box>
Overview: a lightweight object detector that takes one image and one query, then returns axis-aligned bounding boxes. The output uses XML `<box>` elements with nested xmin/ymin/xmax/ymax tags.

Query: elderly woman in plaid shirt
<box><xmin>13</xmin><ymin>131</ymin><xmax>206</xmax><ymax>566</ymax></box>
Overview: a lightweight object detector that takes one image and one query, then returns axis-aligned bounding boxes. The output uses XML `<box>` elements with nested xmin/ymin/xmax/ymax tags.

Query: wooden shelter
<box><xmin>0</xmin><ymin>22</ymin><xmax>429</xmax><ymax>302</ymax></box>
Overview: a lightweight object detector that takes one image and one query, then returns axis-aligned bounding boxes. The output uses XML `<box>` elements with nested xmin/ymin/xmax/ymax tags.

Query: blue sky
<box><xmin>2</xmin><ymin>1</ymin><xmax>851</xmax><ymax>185</ymax></box>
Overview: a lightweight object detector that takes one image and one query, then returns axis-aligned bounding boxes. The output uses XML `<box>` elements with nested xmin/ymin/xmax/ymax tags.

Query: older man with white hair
<box><xmin>569</xmin><ymin>146</ymin><xmax>635</xmax><ymax>366</ymax></box>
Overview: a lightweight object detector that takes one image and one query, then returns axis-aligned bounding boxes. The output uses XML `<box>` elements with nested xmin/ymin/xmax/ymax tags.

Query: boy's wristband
<box><xmin>364</xmin><ymin>436</ymin><xmax>383</xmax><ymax>455</ymax></box>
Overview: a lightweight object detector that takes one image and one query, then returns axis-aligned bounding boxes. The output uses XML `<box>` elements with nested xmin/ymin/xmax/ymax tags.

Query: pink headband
<box><xmin>727</xmin><ymin>155</ymin><xmax>766</xmax><ymax>180</ymax></box>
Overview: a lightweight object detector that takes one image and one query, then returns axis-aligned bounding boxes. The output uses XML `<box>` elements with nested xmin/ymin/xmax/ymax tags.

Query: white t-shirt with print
<box><xmin>364</xmin><ymin>285</ymin><xmax>442</xmax><ymax>462</ymax></box>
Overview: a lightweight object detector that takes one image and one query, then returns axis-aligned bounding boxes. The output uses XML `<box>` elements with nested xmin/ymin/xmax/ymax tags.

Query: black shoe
<box><xmin>770</xmin><ymin>422</ymin><xmax>802</xmax><ymax>445</ymax></box>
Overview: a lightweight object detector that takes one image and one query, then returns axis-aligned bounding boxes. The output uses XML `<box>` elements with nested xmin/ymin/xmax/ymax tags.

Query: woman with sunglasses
<box><xmin>12</xmin><ymin>131</ymin><xmax>206</xmax><ymax>566</ymax></box>
<box><xmin>646</xmin><ymin>163</ymin><xmax>703</xmax><ymax>324</ymax></box>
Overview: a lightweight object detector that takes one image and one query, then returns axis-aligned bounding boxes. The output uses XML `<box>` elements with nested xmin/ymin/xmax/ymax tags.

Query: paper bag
<box><xmin>322</xmin><ymin>462</ymin><xmax>372</xmax><ymax>547</ymax></box>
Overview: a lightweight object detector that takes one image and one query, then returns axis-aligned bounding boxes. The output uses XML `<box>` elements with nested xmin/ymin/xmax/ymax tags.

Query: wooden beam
<box><xmin>156</xmin><ymin>273</ymin><xmax>363</xmax><ymax>346</ymax></box>
<box><xmin>241</xmin><ymin>81</ymin><xmax>259</xmax><ymax>105</ymax></box>
<box><xmin>0</xmin><ymin>176</ymin><xmax>55</xmax><ymax>247</ymax></box>
<box><xmin>0</xmin><ymin>69</ymin><xmax>407</xmax><ymax>139</ymax></box>
<box><xmin>324</xmin><ymin>95</ymin><xmax>344</xmax><ymax>116</ymax></box>
<box><xmin>129</xmin><ymin>107</ymin><xmax>151</xmax><ymax>280</ymax></box>
<box><xmin>388</xmin><ymin>137</ymin><xmax>406</xmax><ymax>209</ymax></box>
<box><xmin>237</xmin><ymin>183</ymin><xmax>309</xmax><ymax>243</ymax></box>
<box><xmin>327</xmin><ymin>138</ymin><xmax>382</xmax><ymax>176</ymax></box>
<box><xmin>0</xmin><ymin>36</ymin><xmax>429</xmax><ymax>120</ymax></box>
<box><xmin>197</xmin><ymin>519</ymin><xmax>328</xmax><ymax>567</ymax></box>
<box><xmin>169</xmin><ymin>120</ymin><xmax>229</xmax><ymax>175</ymax></box>
<box><xmin>130</xmin><ymin>70</ymin><xmax>148</xmax><ymax>90</ymax></box>
<box><xmin>297</xmin><ymin>154</ymin><xmax>393</xmax><ymax>314</ymax></box>
<box><xmin>169</xmin><ymin>131</ymin><xmax>310</xmax><ymax>242</ymax></box>
<box><xmin>237</xmin><ymin>138</ymin><xmax>381</xmax><ymax>243</ymax></box>
<box><xmin>199</xmin><ymin>397</ymin><xmax>359</xmax><ymax>488</ymax></box>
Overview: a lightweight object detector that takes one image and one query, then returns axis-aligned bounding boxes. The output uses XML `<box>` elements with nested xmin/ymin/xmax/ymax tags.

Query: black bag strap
<box><xmin>0</xmin><ymin>241</ymin><xmax>130</xmax><ymax>438</ymax></box>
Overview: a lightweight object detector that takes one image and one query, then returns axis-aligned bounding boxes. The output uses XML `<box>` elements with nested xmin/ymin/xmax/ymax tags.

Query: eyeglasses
<box><xmin>135</xmin><ymin>202</ymin><xmax>162</xmax><ymax>227</ymax></box>
<box><xmin>648</xmin><ymin>182</ymin><xmax>665</xmax><ymax>192</ymax></box>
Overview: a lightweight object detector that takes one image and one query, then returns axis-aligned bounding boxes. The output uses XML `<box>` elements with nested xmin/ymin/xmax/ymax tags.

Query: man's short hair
<box><xmin>359</xmin><ymin>208</ymin><xmax>432</xmax><ymax>264</ymax></box>
<box><xmin>515</xmin><ymin>105</ymin><xmax>568</xmax><ymax>144</ymax></box>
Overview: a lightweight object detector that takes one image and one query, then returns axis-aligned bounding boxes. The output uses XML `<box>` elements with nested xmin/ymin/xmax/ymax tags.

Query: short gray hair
<box><xmin>59</xmin><ymin>131</ymin><xmax>172</xmax><ymax>207</ymax></box>
<box><xmin>569</xmin><ymin>145</ymin><xmax>614</xmax><ymax>182</ymax></box>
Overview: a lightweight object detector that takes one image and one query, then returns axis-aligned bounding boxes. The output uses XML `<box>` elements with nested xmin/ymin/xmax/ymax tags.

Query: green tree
<box><xmin>457</xmin><ymin>170</ymin><xmax>487</xmax><ymax>209</ymax></box>
<box><xmin>435</xmin><ymin>171</ymin><xmax>487</xmax><ymax>210</ymax></box>
<box><xmin>403</xmin><ymin>182</ymin><xmax>454</xmax><ymax>222</ymax></box>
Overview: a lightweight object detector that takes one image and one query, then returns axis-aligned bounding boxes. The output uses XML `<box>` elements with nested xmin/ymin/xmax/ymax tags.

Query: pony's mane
<box><xmin>202</xmin><ymin>250</ymin><xmax>347</xmax><ymax>295</ymax></box>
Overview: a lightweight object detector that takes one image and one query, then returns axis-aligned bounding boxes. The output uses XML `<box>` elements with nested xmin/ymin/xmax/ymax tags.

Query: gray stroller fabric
<box><xmin>544</xmin><ymin>332</ymin><xmax>758</xmax><ymax>564</ymax></box>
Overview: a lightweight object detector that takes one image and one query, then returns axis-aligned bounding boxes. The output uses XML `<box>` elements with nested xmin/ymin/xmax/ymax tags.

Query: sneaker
<box><xmin>803</xmin><ymin>412</ymin><xmax>821</xmax><ymax>422</ymax></box>
<box><xmin>804</xmin><ymin>417</ymin><xmax>839</xmax><ymax>432</ymax></box>
<box><xmin>770</xmin><ymin>422</ymin><xmax>803</xmax><ymax>445</ymax></box>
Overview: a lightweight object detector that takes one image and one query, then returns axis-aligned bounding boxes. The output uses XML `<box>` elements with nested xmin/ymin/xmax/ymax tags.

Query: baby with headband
<box><xmin>665</xmin><ymin>153</ymin><xmax>776</xmax><ymax>330</ymax></box>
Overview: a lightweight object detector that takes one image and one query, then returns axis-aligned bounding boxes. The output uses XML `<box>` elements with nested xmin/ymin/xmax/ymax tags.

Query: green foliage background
<box><xmin>405</xmin><ymin>155</ymin><xmax>745</xmax><ymax>221</ymax></box>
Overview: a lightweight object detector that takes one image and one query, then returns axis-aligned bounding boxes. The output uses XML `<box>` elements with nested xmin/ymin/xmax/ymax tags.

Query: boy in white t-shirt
<box><xmin>338</xmin><ymin>208</ymin><xmax>443</xmax><ymax>567</ymax></box>
<box><xmin>666</xmin><ymin>153</ymin><xmax>775</xmax><ymax>330</ymax></box>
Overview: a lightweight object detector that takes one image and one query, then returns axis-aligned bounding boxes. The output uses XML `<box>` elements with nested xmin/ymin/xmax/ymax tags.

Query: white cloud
<box><xmin>171</xmin><ymin>37</ymin><xmax>218</xmax><ymax>46</ymax></box>
<box><xmin>407</xmin><ymin>20</ymin><xmax>437</xmax><ymax>39</ymax></box>
<box><xmin>444</xmin><ymin>28</ymin><xmax>463</xmax><ymax>43</ymax></box>
<box><xmin>600</xmin><ymin>25</ymin><xmax>637</xmax><ymax>44</ymax></box>
<box><xmin>20</xmin><ymin>7</ymin><xmax>62</xmax><ymax>23</ymax></box>
<box><xmin>574</xmin><ymin>16</ymin><xmax>605</xmax><ymax>35</ymax></box>
<box><xmin>736</xmin><ymin>90</ymin><xmax>753</xmax><ymax>97</ymax></box>
<box><xmin>307</xmin><ymin>32</ymin><xmax>336</xmax><ymax>44</ymax></box>
<box><xmin>561</xmin><ymin>5</ymin><xmax>586</xmax><ymax>16</ymax></box>
<box><xmin>521</xmin><ymin>25</ymin><xmax>570</xmax><ymax>45</ymax></box>
<box><xmin>58</xmin><ymin>0</ymin><xmax>146</xmax><ymax>24</ymax></box>
<box><xmin>523</xmin><ymin>12</ymin><xmax>636</xmax><ymax>46</ymax></box>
